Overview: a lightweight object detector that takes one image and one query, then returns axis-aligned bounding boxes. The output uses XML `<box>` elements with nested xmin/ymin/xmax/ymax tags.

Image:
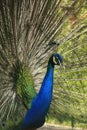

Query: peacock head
<box><xmin>49</xmin><ymin>53</ymin><xmax>63</xmax><ymax>66</ymax></box>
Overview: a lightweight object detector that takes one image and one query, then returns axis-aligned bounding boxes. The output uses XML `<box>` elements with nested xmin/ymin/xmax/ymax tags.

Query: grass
<box><xmin>46</xmin><ymin>117</ymin><xmax>87</xmax><ymax>130</ymax></box>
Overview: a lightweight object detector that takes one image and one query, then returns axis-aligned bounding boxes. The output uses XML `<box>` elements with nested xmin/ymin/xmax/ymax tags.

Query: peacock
<box><xmin>0</xmin><ymin>0</ymin><xmax>63</xmax><ymax>130</ymax></box>
<box><xmin>0</xmin><ymin>0</ymin><xmax>87</xmax><ymax>130</ymax></box>
<box><xmin>20</xmin><ymin>53</ymin><xmax>63</xmax><ymax>130</ymax></box>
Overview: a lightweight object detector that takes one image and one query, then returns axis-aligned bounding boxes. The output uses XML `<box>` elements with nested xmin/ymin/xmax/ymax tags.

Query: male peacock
<box><xmin>1</xmin><ymin>52</ymin><xmax>62</xmax><ymax>130</ymax></box>
<box><xmin>0</xmin><ymin>0</ymin><xmax>63</xmax><ymax>130</ymax></box>
<box><xmin>20</xmin><ymin>53</ymin><xmax>63</xmax><ymax>130</ymax></box>
<box><xmin>0</xmin><ymin>0</ymin><xmax>86</xmax><ymax>130</ymax></box>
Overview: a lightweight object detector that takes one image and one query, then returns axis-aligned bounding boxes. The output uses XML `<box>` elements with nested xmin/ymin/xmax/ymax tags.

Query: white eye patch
<box><xmin>53</xmin><ymin>57</ymin><xmax>61</xmax><ymax>65</ymax></box>
<box><xmin>53</xmin><ymin>57</ymin><xmax>57</xmax><ymax>64</ymax></box>
<box><xmin>53</xmin><ymin>57</ymin><xmax>58</xmax><ymax>64</ymax></box>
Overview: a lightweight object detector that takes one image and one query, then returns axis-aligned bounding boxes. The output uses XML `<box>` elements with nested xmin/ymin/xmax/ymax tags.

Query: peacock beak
<box><xmin>60</xmin><ymin>62</ymin><xmax>65</xmax><ymax>69</ymax></box>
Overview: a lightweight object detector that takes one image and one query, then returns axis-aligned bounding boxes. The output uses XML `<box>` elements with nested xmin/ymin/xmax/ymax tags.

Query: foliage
<box><xmin>49</xmin><ymin>0</ymin><xmax>87</xmax><ymax>127</ymax></box>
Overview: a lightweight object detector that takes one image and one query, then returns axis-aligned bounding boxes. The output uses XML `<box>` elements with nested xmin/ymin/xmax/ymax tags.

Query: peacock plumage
<box><xmin>0</xmin><ymin>0</ymin><xmax>87</xmax><ymax>130</ymax></box>
<box><xmin>20</xmin><ymin>53</ymin><xmax>63</xmax><ymax>130</ymax></box>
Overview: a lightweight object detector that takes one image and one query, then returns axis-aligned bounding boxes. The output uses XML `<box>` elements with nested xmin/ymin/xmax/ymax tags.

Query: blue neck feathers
<box><xmin>39</xmin><ymin>62</ymin><xmax>54</xmax><ymax>99</ymax></box>
<box><xmin>21</xmin><ymin>61</ymin><xmax>54</xmax><ymax>129</ymax></box>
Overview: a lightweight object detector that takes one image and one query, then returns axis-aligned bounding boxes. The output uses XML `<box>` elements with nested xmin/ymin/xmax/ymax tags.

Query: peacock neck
<box><xmin>46</xmin><ymin>61</ymin><xmax>54</xmax><ymax>80</ymax></box>
<box><xmin>39</xmin><ymin>61</ymin><xmax>54</xmax><ymax>97</ymax></box>
<box><xmin>47</xmin><ymin>61</ymin><xmax>54</xmax><ymax>72</ymax></box>
<box><xmin>20</xmin><ymin>62</ymin><xmax>55</xmax><ymax>129</ymax></box>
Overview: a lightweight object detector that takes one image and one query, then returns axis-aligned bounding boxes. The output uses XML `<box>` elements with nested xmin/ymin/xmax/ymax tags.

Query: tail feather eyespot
<box><xmin>1</xmin><ymin>122</ymin><xmax>6</xmax><ymax>128</ymax></box>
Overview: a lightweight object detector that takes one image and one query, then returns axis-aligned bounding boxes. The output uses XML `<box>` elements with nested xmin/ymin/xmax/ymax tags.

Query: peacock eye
<box><xmin>53</xmin><ymin>57</ymin><xmax>60</xmax><ymax>65</ymax></box>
